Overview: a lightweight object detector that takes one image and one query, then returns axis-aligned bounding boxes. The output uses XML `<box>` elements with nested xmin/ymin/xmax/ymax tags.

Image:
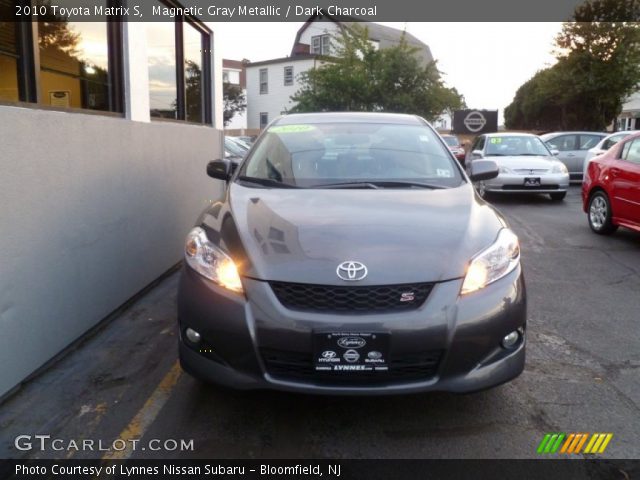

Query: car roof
<box><xmin>603</xmin><ymin>130</ymin><xmax>640</xmax><ymax>139</ymax></box>
<box><xmin>540</xmin><ymin>131</ymin><xmax>607</xmax><ymax>138</ymax></box>
<box><xmin>484</xmin><ymin>132</ymin><xmax>539</xmax><ymax>138</ymax></box>
<box><xmin>273</xmin><ymin>112</ymin><xmax>424</xmax><ymax>126</ymax></box>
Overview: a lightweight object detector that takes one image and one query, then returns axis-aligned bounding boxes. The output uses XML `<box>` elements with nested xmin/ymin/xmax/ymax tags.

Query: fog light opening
<box><xmin>185</xmin><ymin>328</ymin><xmax>201</xmax><ymax>344</ymax></box>
<box><xmin>502</xmin><ymin>331</ymin><xmax>520</xmax><ymax>349</ymax></box>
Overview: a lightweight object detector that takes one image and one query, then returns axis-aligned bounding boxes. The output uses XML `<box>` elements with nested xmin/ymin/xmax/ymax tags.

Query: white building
<box><xmin>223</xmin><ymin>58</ymin><xmax>248</xmax><ymax>130</ymax></box>
<box><xmin>617</xmin><ymin>91</ymin><xmax>640</xmax><ymax>131</ymax></box>
<box><xmin>246</xmin><ymin>16</ymin><xmax>433</xmax><ymax>130</ymax></box>
<box><xmin>0</xmin><ymin>15</ymin><xmax>224</xmax><ymax>398</ymax></box>
<box><xmin>246</xmin><ymin>55</ymin><xmax>321</xmax><ymax>129</ymax></box>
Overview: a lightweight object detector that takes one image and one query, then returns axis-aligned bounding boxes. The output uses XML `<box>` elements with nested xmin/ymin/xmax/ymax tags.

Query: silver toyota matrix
<box><xmin>177</xmin><ymin>112</ymin><xmax>526</xmax><ymax>395</ymax></box>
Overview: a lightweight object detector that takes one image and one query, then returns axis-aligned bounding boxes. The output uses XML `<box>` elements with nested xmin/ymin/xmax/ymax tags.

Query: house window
<box><xmin>222</xmin><ymin>71</ymin><xmax>230</xmax><ymax>83</ymax></box>
<box><xmin>311</xmin><ymin>34</ymin><xmax>331</xmax><ymax>55</ymax></box>
<box><xmin>147</xmin><ymin>5</ymin><xmax>211</xmax><ymax>123</ymax></box>
<box><xmin>147</xmin><ymin>21</ymin><xmax>177</xmax><ymax>119</ymax></box>
<box><xmin>259</xmin><ymin>68</ymin><xmax>268</xmax><ymax>94</ymax></box>
<box><xmin>0</xmin><ymin>0</ymin><xmax>124</xmax><ymax>112</ymax></box>
<box><xmin>183</xmin><ymin>21</ymin><xmax>205</xmax><ymax>123</ymax></box>
<box><xmin>0</xmin><ymin>5</ymin><xmax>19</xmax><ymax>102</ymax></box>
<box><xmin>283</xmin><ymin>66</ymin><xmax>293</xmax><ymax>86</ymax></box>
<box><xmin>260</xmin><ymin>112</ymin><xmax>268</xmax><ymax>129</ymax></box>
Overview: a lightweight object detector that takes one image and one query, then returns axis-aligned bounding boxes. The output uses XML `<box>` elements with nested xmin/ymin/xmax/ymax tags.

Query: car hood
<box><xmin>488</xmin><ymin>155</ymin><xmax>558</xmax><ymax>170</ymax></box>
<box><xmin>201</xmin><ymin>183</ymin><xmax>507</xmax><ymax>285</ymax></box>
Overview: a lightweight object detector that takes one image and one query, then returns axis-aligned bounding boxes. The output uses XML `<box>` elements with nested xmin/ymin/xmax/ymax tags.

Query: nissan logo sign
<box><xmin>463</xmin><ymin>111</ymin><xmax>487</xmax><ymax>133</ymax></box>
<box><xmin>336</xmin><ymin>261</ymin><xmax>368</xmax><ymax>281</ymax></box>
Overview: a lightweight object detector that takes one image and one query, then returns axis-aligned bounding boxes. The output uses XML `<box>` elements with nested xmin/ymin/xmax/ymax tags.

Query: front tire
<box><xmin>588</xmin><ymin>191</ymin><xmax>617</xmax><ymax>235</ymax></box>
<box><xmin>550</xmin><ymin>192</ymin><xmax>566</xmax><ymax>201</ymax></box>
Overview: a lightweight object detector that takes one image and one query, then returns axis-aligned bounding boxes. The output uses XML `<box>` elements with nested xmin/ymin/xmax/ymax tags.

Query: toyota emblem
<box><xmin>336</xmin><ymin>261</ymin><xmax>368</xmax><ymax>281</ymax></box>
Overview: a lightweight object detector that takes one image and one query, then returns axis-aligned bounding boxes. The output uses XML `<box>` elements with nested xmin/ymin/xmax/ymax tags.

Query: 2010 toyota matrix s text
<box><xmin>177</xmin><ymin>112</ymin><xmax>526</xmax><ymax>395</ymax></box>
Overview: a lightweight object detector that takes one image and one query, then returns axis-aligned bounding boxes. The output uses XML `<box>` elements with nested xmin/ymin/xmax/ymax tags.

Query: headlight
<box><xmin>184</xmin><ymin>227</ymin><xmax>243</xmax><ymax>293</ymax></box>
<box><xmin>499</xmin><ymin>166</ymin><xmax>512</xmax><ymax>174</ymax></box>
<box><xmin>552</xmin><ymin>162</ymin><xmax>568</xmax><ymax>174</ymax></box>
<box><xmin>461</xmin><ymin>229</ymin><xmax>520</xmax><ymax>295</ymax></box>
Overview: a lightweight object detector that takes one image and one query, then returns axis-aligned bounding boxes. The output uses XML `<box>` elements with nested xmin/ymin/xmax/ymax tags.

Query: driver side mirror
<box><xmin>550</xmin><ymin>149</ymin><xmax>560</xmax><ymax>156</ymax></box>
<box><xmin>470</xmin><ymin>159</ymin><xmax>499</xmax><ymax>181</ymax></box>
<box><xmin>207</xmin><ymin>159</ymin><xmax>235</xmax><ymax>181</ymax></box>
<box><xmin>471</xmin><ymin>150</ymin><xmax>484</xmax><ymax>159</ymax></box>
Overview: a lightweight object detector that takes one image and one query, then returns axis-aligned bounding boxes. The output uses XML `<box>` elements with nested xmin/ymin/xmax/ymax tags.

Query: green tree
<box><xmin>505</xmin><ymin>0</ymin><xmax>640</xmax><ymax>131</ymax></box>
<box><xmin>290</xmin><ymin>24</ymin><xmax>465</xmax><ymax>121</ymax></box>
<box><xmin>223</xmin><ymin>82</ymin><xmax>247</xmax><ymax>126</ymax></box>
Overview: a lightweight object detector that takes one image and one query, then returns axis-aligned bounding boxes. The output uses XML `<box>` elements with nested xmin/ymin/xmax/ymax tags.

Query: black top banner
<box><xmin>3</xmin><ymin>0</ymin><xmax>639</xmax><ymax>22</ymax></box>
<box><xmin>1</xmin><ymin>459</ymin><xmax>639</xmax><ymax>480</ymax></box>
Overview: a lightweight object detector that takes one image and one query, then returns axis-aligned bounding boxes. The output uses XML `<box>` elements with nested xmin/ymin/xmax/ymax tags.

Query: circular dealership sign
<box><xmin>463</xmin><ymin>111</ymin><xmax>487</xmax><ymax>133</ymax></box>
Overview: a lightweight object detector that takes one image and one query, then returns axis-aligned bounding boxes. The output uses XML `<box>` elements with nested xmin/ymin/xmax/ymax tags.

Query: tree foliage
<box><xmin>223</xmin><ymin>82</ymin><xmax>247</xmax><ymax>126</ymax></box>
<box><xmin>290</xmin><ymin>24</ymin><xmax>465</xmax><ymax>121</ymax></box>
<box><xmin>505</xmin><ymin>0</ymin><xmax>640</xmax><ymax>131</ymax></box>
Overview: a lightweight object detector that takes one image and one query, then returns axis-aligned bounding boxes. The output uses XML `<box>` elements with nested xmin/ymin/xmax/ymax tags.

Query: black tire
<box><xmin>588</xmin><ymin>191</ymin><xmax>617</xmax><ymax>235</ymax></box>
<box><xmin>549</xmin><ymin>192</ymin><xmax>566</xmax><ymax>201</ymax></box>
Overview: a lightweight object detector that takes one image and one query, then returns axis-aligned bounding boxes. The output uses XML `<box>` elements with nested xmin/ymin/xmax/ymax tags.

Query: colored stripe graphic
<box><xmin>537</xmin><ymin>434</ymin><xmax>552</xmax><ymax>454</ymax></box>
<box><xmin>539</xmin><ymin>433</ymin><xmax>613</xmax><ymax>455</ymax></box>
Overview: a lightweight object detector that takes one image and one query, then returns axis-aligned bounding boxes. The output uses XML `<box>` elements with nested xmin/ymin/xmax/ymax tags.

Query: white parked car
<box><xmin>582</xmin><ymin>131</ymin><xmax>640</xmax><ymax>177</ymax></box>
<box><xmin>466</xmin><ymin>133</ymin><xmax>570</xmax><ymax>201</ymax></box>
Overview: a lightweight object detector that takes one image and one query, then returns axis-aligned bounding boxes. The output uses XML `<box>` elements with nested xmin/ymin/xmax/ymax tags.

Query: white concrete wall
<box><xmin>0</xmin><ymin>21</ymin><xmax>224</xmax><ymax>398</ymax></box>
<box><xmin>246</xmin><ymin>58</ymin><xmax>317</xmax><ymax>129</ymax></box>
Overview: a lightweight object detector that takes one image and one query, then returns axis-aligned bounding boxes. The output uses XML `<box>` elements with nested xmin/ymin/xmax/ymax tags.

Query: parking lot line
<box><xmin>102</xmin><ymin>361</ymin><xmax>182</xmax><ymax>460</ymax></box>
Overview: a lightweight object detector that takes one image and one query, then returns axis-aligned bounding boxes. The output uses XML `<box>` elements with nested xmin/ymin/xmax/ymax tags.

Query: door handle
<box><xmin>610</xmin><ymin>167</ymin><xmax>620</xmax><ymax>177</ymax></box>
<box><xmin>566</xmin><ymin>153</ymin><xmax>576</xmax><ymax>157</ymax></box>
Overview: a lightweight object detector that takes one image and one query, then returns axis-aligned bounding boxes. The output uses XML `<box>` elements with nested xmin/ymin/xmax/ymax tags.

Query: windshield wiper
<box><xmin>312</xmin><ymin>181</ymin><xmax>447</xmax><ymax>189</ymax></box>
<box><xmin>236</xmin><ymin>176</ymin><xmax>301</xmax><ymax>189</ymax></box>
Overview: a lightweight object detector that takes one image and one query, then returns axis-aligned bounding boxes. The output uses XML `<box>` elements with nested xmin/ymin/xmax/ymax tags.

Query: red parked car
<box><xmin>441</xmin><ymin>134</ymin><xmax>466</xmax><ymax>166</ymax></box>
<box><xmin>582</xmin><ymin>131</ymin><xmax>640</xmax><ymax>234</ymax></box>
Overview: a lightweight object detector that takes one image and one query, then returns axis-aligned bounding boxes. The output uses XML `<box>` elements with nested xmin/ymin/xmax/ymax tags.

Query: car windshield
<box><xmin>442</xmin><ymin>135</ymin><xmax>460</xmax><ymax>147</ymax></box>
<box><xmin>238</xmin><ymin>122</ymin><xmax>464</xmax><ymax>188</ymax></box>
<box><xmin>485</xmin><ymin>135</ymin><xmax>550</xmax><ymax>157</ymax></box>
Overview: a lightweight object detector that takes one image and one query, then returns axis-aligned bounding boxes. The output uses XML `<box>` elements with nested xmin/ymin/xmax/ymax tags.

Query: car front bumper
<box><xmin>484</xmin><ymin>173</ymin><xmax>569</xmax><ymax>194</ymax></box>
<box><xmin>177</xmin><ymin>265</ymin><xmax>527</xmax><ymax>395</ymax></box>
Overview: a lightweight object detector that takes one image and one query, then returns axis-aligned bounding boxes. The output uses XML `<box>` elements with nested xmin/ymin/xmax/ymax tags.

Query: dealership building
<box><xmin>0</xmin><ymin>8</ymin><xmax>225</xmax><ymax>398</ymax></box>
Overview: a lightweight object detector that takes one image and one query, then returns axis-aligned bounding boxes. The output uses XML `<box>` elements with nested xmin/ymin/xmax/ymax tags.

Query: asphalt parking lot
<box><xmin>0</xmin><ymin>186</ymin><xmax>639</xmax><ymax>460</ymax></box>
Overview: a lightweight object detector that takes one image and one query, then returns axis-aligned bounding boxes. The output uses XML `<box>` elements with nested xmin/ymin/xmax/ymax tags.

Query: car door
<box><xmin>546</xmin><ymin>134</ymin><xmax>581</xmax><ymax>177</ymax></box>
<box><xmin>610</xmin><ymin>138</ymin><xmax>640</xmax><ymax>225</ymax></box>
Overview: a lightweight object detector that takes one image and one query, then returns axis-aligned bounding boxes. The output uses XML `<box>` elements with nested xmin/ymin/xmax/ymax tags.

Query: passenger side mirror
<box><xmin>207</xmin><ymin>159</ymin><xmax>233</xmax><ymax>181</ymax></box>
<box><xmin>470</xmin><ymin>159</ymin><xmax>499</xmax><ymax>182</ymax></box>
<box><xmin>550</xmin><ymin>149</ymin><xmax>560</xmax><ymax>156</ymax></box>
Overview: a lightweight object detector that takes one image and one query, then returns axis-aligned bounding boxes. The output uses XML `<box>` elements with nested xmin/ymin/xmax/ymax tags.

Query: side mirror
<box><xmin>471</xmin><ymin>150</ymin><xmax>484</xmax><ymax>159</ymax></box>
<box><xmin>550</xmin><ymin>149</ymin><xmax>560</xmax><ymax>156</ymax></box>
<box><xmin>207</xmin><ymin>159</ymin><xmax>233</xmax><ymax>181</ymax></box>
<box><xmin>470</xmin><ymin>159</ymin><xmax>499</xmax><ymax>182</ymax></box>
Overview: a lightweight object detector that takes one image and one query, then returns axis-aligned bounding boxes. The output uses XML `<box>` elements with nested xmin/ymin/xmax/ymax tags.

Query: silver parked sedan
<box><xmin>466</xmin><ymin>133</ymin><xmax>570</xmax><ymax>201</ymax></box>
<box><xmin>540</xmin><ymin>131</ymin><xmax>607</xmax><ymax>181</ymax></box>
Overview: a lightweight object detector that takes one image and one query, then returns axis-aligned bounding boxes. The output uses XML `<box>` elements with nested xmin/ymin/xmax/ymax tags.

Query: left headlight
<box><xmin>551</xmin><ymin>162</ymin><xmax>568</xmax><ymax>174</ymax></box>
<box><xmin>184</xmin><ymin>227</ymin><xmax>243</xmax><ymax>293</ymax></box>
<box><xmin>461</xmin><ymin>229</ymin><xmax>520</xmax><ymax>295</ymax></box>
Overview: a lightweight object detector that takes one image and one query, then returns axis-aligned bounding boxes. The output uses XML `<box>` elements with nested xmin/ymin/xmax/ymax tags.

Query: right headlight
<box><xmin>499</xmin><ymin>166</ymin><xmax>513</xmax><ymax>174</ymax></box>
<box><xmin>461</xmin><ymin>229</ymin><xmax>520</xmax><ymax>295</ymax></box>
<box><xmin>552</xmin><ymin>162</ymin><xmax>568</xmax><ymax>174</ymax></box>
<box><xmin>184</xmin><ymin>227</ymin><xmax>243</xmax><ymax>293</ymax></box>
